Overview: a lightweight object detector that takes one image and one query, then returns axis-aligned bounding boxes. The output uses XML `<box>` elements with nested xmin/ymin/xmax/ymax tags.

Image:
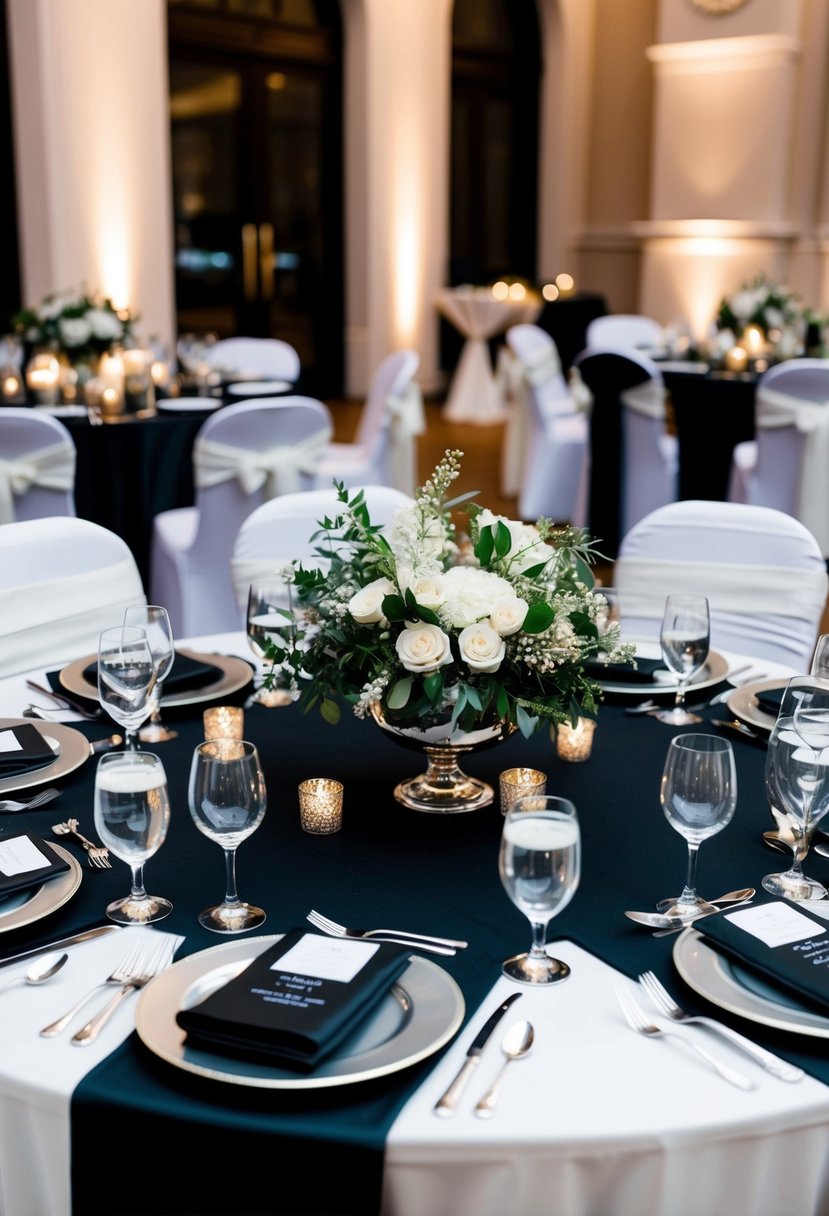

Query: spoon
<box><xmin>625</xmin><ymin>888</ymin><xmax>755</xmax><ymax>929</ymax></box>
<box><xmin>473</xmin><ymin>1020</ymin><xmax>534</xmax><ymax>1118</ymax></box>
<box><xmin>0</xmin><ymin>951</ymin><xmax>69</xmax><ymax>994</ymax></box>
<box><xmin>763</xmin><ymin>829</ymin><xmax>829</xmax><ymax>859</ymax></box>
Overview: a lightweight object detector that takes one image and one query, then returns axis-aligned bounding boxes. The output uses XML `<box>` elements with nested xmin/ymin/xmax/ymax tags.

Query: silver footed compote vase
<box><xmin>370</xmin><ymin>702</ymin><xmax>515</xmax><ymax>813</ymax></box>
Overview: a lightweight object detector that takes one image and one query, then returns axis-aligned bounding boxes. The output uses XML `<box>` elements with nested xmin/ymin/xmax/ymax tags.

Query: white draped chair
<box><xmin>202</xmin><ymin>337</ymin><xmax>300</xmax><ymax>391</ymax></box>
<box><xmin>0</xmin><ymin>408</ymin><xmax>76</xmax><ymax>522</ymax></box>
<box><xmin>614</xmin><ymin>499</ymin><xmax>828</xmax><ymax>670</ymax></box>
<box><xmin>311</xmin><ymin>350</ymin><xmax>423</xmax><ymax>496</ymax></box>
<box><xmin>0</xmin><ymin>517</ymin><xmax>145</xmax><ymax>677</ymax></box>
<box><xmin>585</xmin><ymin>314</ymin><xmax>665</xmax><ymax>352</ymax></box>
<box><xmin>150</xmin><ymin>396</ymin><xmax>333</xmax><ymax>637</ymax></box>
<box><xmin>728</xmin><ymin>358</ymin><xmax>829</xmax><ymax>559</ymax></box>
<box><xmin>230</xmin><ymin>484</ymin><xmax>413</xmax><ymax>615</ymax></box>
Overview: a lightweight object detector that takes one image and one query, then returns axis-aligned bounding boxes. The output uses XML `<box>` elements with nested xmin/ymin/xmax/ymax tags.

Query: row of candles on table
<box><xmin>1</xmin><ymin>347</ymin><xmax>171</xmax><ymax>415</ymax></box>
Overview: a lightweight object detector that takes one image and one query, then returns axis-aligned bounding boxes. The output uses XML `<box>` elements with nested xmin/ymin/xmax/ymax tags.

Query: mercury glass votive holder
<box><xmin>499</xmin><ymin>767</ymin><xmax>547</xmax><ymax>815</ymax></box>
<box><xmin>203</xmin><ymin>705</ymin><xmax>244</xmax><ymax>742</ymax></box>
<box><xmin>298</xmin><ymin>778</ymin><xmax>343</xmax><ymax>835</ymax></box>
<box><xmin>556</xmin><ymin>718</ymin><xmax>596</xmax><ymax>762</ymax></box>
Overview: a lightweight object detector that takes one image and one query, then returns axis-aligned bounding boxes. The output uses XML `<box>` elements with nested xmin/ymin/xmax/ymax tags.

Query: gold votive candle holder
<box><xmin>203</xmin><ymin>705</ymin><xmax>244</xmax><ymax>741</ymax></box>
<box><xmin>298</xmin><ymin>778</ymin><xmax>343</xmax><ymax>834</ymax></box>
<box><xmin>499</xmin><ymin>767</ymin><xmax>547</xmax><ymax>815</ymax></box>
<box><xmin>556</xmin><ymin>718</ymin><xmax>596</xmax><ymax>762</ymax></box>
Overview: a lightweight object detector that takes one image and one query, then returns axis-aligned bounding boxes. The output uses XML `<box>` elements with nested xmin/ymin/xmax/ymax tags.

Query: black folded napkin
<box><xmin>82</xmin><ymin>651</ymin><xmax>223</xmax><ymax>696</ymax></box>
<box><xmin>176</xmin><ymin>928</ymin><xmax>411</xmax><ymax>1072</ymax></box>
<box><xmin>0</xmin><ymin>832</ymin><xmax>71</xmax><ymax>898</ymax></box>
<box><xmin>584</xmin><ymin>655</ymin><xmax>668</xmax><ymax>685</ymax></box>
<box><xmin>0</xmin><ymin>725</ymin><xmax>56</xmax><ymax>777</ymax></box>
<box><xmin>755</xmin><ymin>686</ymin><xmax>785</xmax><ymax>717</ymax></box>
<box><xmin>698</xmin><ymin>897</ymin><xmax>829</xmax><ymax>1015</ymax></box>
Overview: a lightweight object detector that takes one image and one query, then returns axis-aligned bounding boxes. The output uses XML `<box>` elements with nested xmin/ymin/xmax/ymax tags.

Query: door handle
<box><xmin>242</xmin><ymin>222</ymin><xmax>258</xmax><ymax>300</ymax></box>
<box><xmin>259</xmin><ymin>222</ymin><xmax>274</xmax><ymax>301</ymax></box>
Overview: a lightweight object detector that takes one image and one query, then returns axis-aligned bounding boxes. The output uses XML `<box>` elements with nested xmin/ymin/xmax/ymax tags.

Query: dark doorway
<box><xmin>0</xmin><ymin>0</ymin><xmax>21</xmax><ymax>328</ymax></box>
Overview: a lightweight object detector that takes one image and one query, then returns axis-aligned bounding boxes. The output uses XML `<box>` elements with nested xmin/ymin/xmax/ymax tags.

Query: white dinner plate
<box><xmin>597</xmin><ymin>647</ymin><xmax>728</xmax><ymax>697</ymax></box>
<box><xmin>156</xmin><ymin>397</ymin><xmax>220</xmax><ymax>413</ymax></box>
<box><xmin>136</xmin><ymin>934</ymin><xmax>465</xmax><ymax>1089</ymax></box>
<box><xmin>725</xmin><ymin>678</ymin><xmax>788</xmax><ymax>734</ymax></box>
<box><xmin>225</xmin><ymin>380</ymin><xmax>293</xmax><ymax>397</ymax></box>
<box><xmin>0</xmin><ymin>841</ymin><xmax>82</xmax><ymax>934</ymax></box>
<box><xmin>59</xmin><ymin>649</ymin><xmax>253</xmax><ymax>710</ymax></box>
<box><xmin>673</xmin><ymin>927</ymin><xmax>829</xmax><ymax>1038</ymax></box>
<box><xmin>0</xmin><ymin>719</ymin><xmax>90</xmax><ymax>795</ymax></box>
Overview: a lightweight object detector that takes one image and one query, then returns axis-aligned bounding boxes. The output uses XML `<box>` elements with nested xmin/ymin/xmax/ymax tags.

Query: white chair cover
<box><xmin>203</xmin><ymin>336</ymin><xmax>300</xmax><ymax>383</ymax></box>
<box><xmin>0</xmin><ymin>440</ymin><xmax>75</xmax><ymax>524</ymax></box>
<box><xmin>386</xmin><ymin>382</ymin><xmax>425</xmax><ymax>496</ymax></box>
<box><xmin>0</xmin><ymin>517</ymin><xmax>145</xmax><ymax>676</ymax></box>
<box><xmin>195</xmin><ymin>427</ymin><xmax>332</xmax><ymax>499</ymax></box>
<box><xmin>614</xmin><ymin>500</ymin><xmax>828</xmax><ymax>670</ymax></box>
<box><xmin>585</xmin><ymin>314</ymin><xmax>665</xmax><ymax>352</ymax></box>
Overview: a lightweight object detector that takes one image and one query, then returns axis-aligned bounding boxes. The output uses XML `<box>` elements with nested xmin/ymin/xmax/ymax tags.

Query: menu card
<box><xmin>0</xmin><ymin>725</ymin><xmax>55</xmax><ymax>777</ymax></box>
<box><xmin>176</xmin><ymin>929</ymin><xmax>411</xmax><ymax>1071</ymax></box>
<box><xmin>0</xmin><ymin>833</ymin><xmax>71</xmax><ymax>898</ymax></box>
<box><xmin>698</xmin><ymin>898</ymin><xmax>829</xmax><ymax>1014</ymax></box>
<box><xmin>82</xmin><ymin>651</ymin><xmax>223</xmax><ymax>695</ymax></box>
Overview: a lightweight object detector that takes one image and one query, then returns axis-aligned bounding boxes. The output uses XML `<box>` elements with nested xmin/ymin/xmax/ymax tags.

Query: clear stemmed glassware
<box><xmin>93</xmin><ymin>750</ymin><xmax>172</xmax><ymax>924</ymax></box>
<box><xmin>246</xmin><ymin>579</ymin><xmax>296</xmax><ymax>707</ymax></box>
<box><xmin>124</xmin><ymin>604</ymin><xmax>177</xmax><ymax>743</ymax></box>
<box><xmin>188</xmin><ymin>739</ymin><xmax>267</xmax><ymax>933</ymax></box>
<box><xmin>97</xmin><ymin>625</ymin><xmax>157</xmax><ymax>751</ymax></box>
<box><xmin>763</xmin><ymin>677</ymin><xmax>829</xmax><ymax>901</ymax></box>
<box><xmin>656</xmin><ymin>732</ymin><xmax>737</xmax><ymax>918</ymax></box>
<box><xmin>652</xmin><ymin>594</ymin><xmax>711</xmax><ymax>725</ymax></box>
<box><xmin>810</xmin><ymin>634</ymin><xmax>829</xmax><ymax>681</ymax></box>
<box><xmin>498</xmin><ymin>795</ymin><xmax>580</xmax><ymax>985</ymax></box>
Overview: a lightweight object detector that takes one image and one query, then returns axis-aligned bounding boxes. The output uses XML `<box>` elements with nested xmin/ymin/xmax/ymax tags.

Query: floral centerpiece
<box><xmin>263</xmin><ymin>450</ymin><xmax>632</xmax><ymax>811</ymax></box>
<box><xmin>716</xmin><ymin>274</ymin><xmax>804</xmax><ymax>338</ymax></box>
<box><xmin>12</xmin><ymin>287</ymin><xmax>135</xmax><ymax>364</ymax></box>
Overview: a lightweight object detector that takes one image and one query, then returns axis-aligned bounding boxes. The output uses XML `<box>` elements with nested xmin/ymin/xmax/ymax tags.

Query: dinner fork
<box><xmin>39</xmin><ymin>941</ymin><xmax>148</xmax><ymax>1037</ymax></box>
<box><xmin>0</xmin><ymin>787</ymin><xmax>61</xmax><ymax>813</ymax></box>
<box><xmin>306</xmin><ymin>910</ymin><xmax>466</xmax><ymax>954</ymax></box>
<box><xmin>51</xmin><ymin>819</ymin><xmax>111</xmax><ymax>869</ymax></box>
<box><xmin>71</xmin><ymin>938</ymin><xmax>177</xmax><ymax>1045</ymax></box>
<box><xmin>614</xmin><ymin>985</ymin><xmax>756</xmax><ymax>1090</ymax></box>
<box><xmin>637</xmin><ymin>971</ymin><xmax>804</xmax><ymax>1083</ymax></box>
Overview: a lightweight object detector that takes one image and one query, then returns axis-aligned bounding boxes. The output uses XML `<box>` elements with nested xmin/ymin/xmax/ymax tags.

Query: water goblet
<box><xmin>656</xmin><ymin>732</ymin><xmax>737</xmax><ymax>918</ymax></box>
<box><xmin>246</xmin><ymin>579</ymin><xmax>296</xmax><ymax>706</ymax></box>
<box><xmin>188</xmin><ymin>739</ymin><xmax>267</xmax><ymax>933</ymax></box>
<box><xmin>97</xmin><ymin>625</ymin><xmax>157</xmax><ymax>750</ymax></box>
<box><xmin>652</xmin><ymin>594</ymin><xmax>710</xmax><ymax>725</ymax></box>
<box><xmin>124</xmin><ymin>604</ymin><xmax>177</xmax><ymax>742</ymax></box>
<box><xmin>810</xmin><ymin>634</ymin><xmax>829</xmax><ymax>682</ymax></box>
<box><xmin>499</xmin><ymin>795</ymin><xmax>580</xmax><ymax>985</ymax></box>
<box><xmin>93</xmin><ymin>750</ymin><xmax>172</xmax><ymax>924</ymax></box>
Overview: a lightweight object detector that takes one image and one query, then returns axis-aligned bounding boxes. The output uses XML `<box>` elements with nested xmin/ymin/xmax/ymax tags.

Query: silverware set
<box><xmin>0</xmin><ymin>786</ymin><xmax>61</xmax><ymax>813</ymax></box>
<box><xmin>51</xmin><ymin>819</ymin><xmax>111</xmax><ymax>869</ymax></box>
<box><xmin>306</xmin><ymin>909</ymin><xmax>467</xmax><ymax>956</ymax></box>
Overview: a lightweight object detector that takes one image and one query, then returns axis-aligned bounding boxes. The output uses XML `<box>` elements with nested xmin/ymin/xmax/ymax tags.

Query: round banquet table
<box><xmin>0</xmin><ymin>637</ymin><xmax>827</xmax><ymax>1216</ymax></box>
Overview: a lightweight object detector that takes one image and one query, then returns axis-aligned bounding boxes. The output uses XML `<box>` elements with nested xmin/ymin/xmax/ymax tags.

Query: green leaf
<box><xmin>475</xmin><ymin>527</ymin><xmax>494</xmax><ymax>566</ymax></box>
<box><xmin>387</xmin><ymin>677</ymin><xmax>413</xmax><ymax>709</ymax></box>
<box><xmin>496</xmin><ymin>686</ymin><xmax>509</xmax><ymax>718</ymax></box>
<box><xmin>523</xmin><ymin>602</ymin><xmax>555</xmax><ymax>633</ymax></box>
<box><xmin>519</xmin><ymin>561</ymin><xmax>548</xmax><ymax>578</ymax></box>
<box><xmin>575</xmin><ymin>556</ymin><xmax>595</xmax><ymax>588</ymax></box>
<box><xmin>320</xmin><ymin>698</ymin><xmax>341</xmax><ymax>725</ymax></box>
<box><xmin>423</xmin><ymin>672</ymin><xmax>444</xmax><ymax>704</ymax></box>
<box><xmin>417</xmin><ymin>605</ymin><xmax>440</xmax><ymax>625</ymax></box>
<box><xmin>465</xmin><ymin>684</ymin><xmax>482</xmax><ymax>710</ymax></box>
<box><xmin>494</xmin><ymin>520</ymin><xmax>512</xmax><ymax>557</ymax></box>
<box><xmin>382</xmin><ymin>594</ymin><xmax>408</xmax><ymax>621</ymax></box>
<box><xmin>516</xmin><ymin>704</ymin><xmax>539</xmax><ymax>738</ymax></box>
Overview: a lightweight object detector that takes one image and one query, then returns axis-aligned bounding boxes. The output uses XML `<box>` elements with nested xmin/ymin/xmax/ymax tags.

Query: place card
<box><xmin>0</xmin><ymin>833</ymin><xmax>71</xmax><ymax>898</ymax></box>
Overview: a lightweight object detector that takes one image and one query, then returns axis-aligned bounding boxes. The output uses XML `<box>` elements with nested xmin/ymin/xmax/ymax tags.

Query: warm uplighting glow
<box><xmin>508</xmin><ymin>282</ymin><xmax>526</xmax><ymax>301</ymax></box>
<box><xmin>266</xmin><ymin>72</ymin><xmax>287</xmax><ymax>91</ymax></box>
<box><xmin>555</xmin><ymin>272</ymin><xmax>575</xmax><ymax>292</ymax></box>
<box><xmin>491</xmin><ymin>281</ymin><xmax>509</xmax><ymax>300</ymax></box>
<box><xmin>542</xmin><ymin>282</ymin><xmax>560</xmax><ymax>302</ymax></box>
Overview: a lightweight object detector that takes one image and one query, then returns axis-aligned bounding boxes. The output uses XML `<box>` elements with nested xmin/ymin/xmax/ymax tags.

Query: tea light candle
<box><xmin>26</xmin><ymin>353</ymin><xmax>60</xmax><ymax>404</ymax></box>
<box><xmin>556</xmin><ymin>717</ymin><xmax>596</xmax><ymax>762</ymax></box>
<box><xmin>298</xmin><ymin>778</ymin><xmax>343</xmax><ymax>834</ymax></box>
<box><xmin>100</xmin><ymin>386</ymin><xmax>122</xmax><ymax>418</ymax></box>
<box><xmin>499</xmin><ymin>767</ymin><xmax>547</xmax><ymax>815</ymax></box>
<box><xmin>742</xmin><ymin>325</ymin><xmax>764</xmax><ymax>355</ymax></box>
<box><xmin>203</xmin><ymin>705</ymin><xmax>244</xmax><ymax>741</ymax></box>
<box><xmin>2</xmin><ymin>371</ymin><xmax>22</xmax><ymax>401</ymax></box>
<box><xmin>724</xmin><ymin>346</ymin><xmax>748</xmax><ymax>373</ymax></box>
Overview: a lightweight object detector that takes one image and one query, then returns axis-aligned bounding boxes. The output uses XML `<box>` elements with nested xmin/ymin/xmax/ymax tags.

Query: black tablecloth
<box><xmin>4</xmin><ymin>676</ymin><xmax>828</xmax><ymax>1216</ymax></box>
<box><xmin>662</xmin><ymin>368</ymin><xmax>757</xmax><ymax>502</ymax></box>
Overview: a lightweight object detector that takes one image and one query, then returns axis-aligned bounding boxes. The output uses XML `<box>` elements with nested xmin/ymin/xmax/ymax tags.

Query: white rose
<box><xmin>489</xmin><ymin>597</ymin><xmax>528</xmax><ymax>636</ymax></box>
<box><xmin>59</xmin><ymin>317</ymin><xmax>92</xmax><ymax>348</ymax></box>
<box><xmin>86</xmin><ymin>308</ymin><xmax>123</xmax><ymax>341</ymax></box>
<box><xmin>396</xmin><ymin>622</ymin><xmax>453</xmax><ymax>673</ymax></box>
<box><xmin>348</xmin><ymin>577</ymin><xmax>395</xmax><ymax>625</ymax></box>
<box><xmin>402</xmin><ymin>572</ymin><xmax>445</xmax><ymax>612</ymax></box>
<box><xmin>458</xmin><ymin>622</ymin><xmax>505</xmax><ymax>673</ymax></box>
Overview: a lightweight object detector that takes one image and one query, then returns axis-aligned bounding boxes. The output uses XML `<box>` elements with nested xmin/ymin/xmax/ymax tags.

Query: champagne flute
<box><xmin>97</xmin><ymin>625</ymin><xmax>157</xmax><ymax>751</ymax></box>
<box><xmin>653</xmin><ymin>594</ymin><xmax>710</xmax><ymax>725</ymax></box>
<box><xmin>499</xmin><ymin>795</ymin><xmax>580</xmax><ymax>985</ymax></box>
<box><xmin>246</xmin><ymin>579</ymin><xmax>295</xmax><ymax>707</ymax></box>
<box><xmin>656</xmin><ymin>733</ymin><xmax>737</xmax><ymax>918</ymax></box>
<box><xmin>124</xmin><ymin>604</ymin><xmax>177</xmax><ymax>743</ymax></box>
<box><xmin>188</xmin><ymin>739</ymin><xmax>267</xmax><ymax>933</ymax></box>
<box><xmin>93</xmin><ymin>750</ymin><xmax>172</xmax><ymax>924</ymax></box>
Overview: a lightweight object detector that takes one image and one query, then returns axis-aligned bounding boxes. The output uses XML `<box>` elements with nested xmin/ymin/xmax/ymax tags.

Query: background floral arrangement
<box><xmin>265</xmin><ymin>449</ymin><xmax>632</xmax><ymax>738</ymax></box>
<box><xmin>12</xmin><ymin>287</ymin><xmax>135</xmax><ymax>361</ymax></box>
<box><xmin>715</xmin><ymin>273</ymin><xmax>805</xmax><ymax>337</ymax></box>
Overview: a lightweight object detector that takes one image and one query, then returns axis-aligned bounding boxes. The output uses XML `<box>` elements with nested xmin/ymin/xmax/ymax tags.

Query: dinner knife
<box><xmin>433</xmin><ymin>991</ymin><xmax>522</xmax><ymax>1116</ymax></box>
<box><xmin>0</xmin><ymin>924</ymin><xmax>120</xmax><ymax>970</ymax></box>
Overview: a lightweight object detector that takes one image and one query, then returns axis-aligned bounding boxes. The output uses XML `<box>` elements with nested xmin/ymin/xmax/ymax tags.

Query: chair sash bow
<box><xmin>0</xmin><ymin>440</ymin><xmax>75</xmax><ymax>524</ymax></box>
<box><xmin>195</xmin><ymin>426</ymin><xmax>332</xmax><ymax>499</ymax></box>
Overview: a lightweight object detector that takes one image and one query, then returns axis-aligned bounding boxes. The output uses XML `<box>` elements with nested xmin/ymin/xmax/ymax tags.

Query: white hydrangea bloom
<box><xmin>439</xmin><ymin>566</ymin><xmax>515</xmax><ymax>629</ymax></box>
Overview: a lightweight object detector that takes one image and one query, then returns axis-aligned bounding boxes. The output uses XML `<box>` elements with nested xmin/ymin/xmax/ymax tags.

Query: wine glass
<box><xmin>763</xmin><ymin>677</ymin><xmax>829</xmax><ymax>901</ymax></box>
<box><xmin>93</xmin><ymin>750</ymin><xmax>172</xmax><ymax>924</ymax></box>
<box><xmin>498</xmin><ymin>795</ymin><xmax>580</xmax><ymax>985</ymax></box>
<box><xmin>97</xmin><ymin>625</ymin><xmax>157</xmax><ymax>750</ymax></box>
<box><xmin>810</xmin><ymin>634</ymin><xmax>829</xmax><ymax>681</ymax></box>
<box><xmin>246</xmin><ymin>579</ymin><xmax>296</xmax><ymax>707</ymax></box>
<box><xmin>652</xmin><ymin>594</ymin><xmax>710</xmax><ymax>725</ymax></box>
<box><xmin>124</xmin><ymin>604</ymin><xmax>177</xmax><ymax>743</ymax></box>
<box><xmin>656</xmin><ymin>732</ymin><xmax>737</xmax><ymax>918</ymax></box>
<box><xmin>188</xmin><ymin>739</ymin><xmax>267</xmax><ymax>933</ymax></box>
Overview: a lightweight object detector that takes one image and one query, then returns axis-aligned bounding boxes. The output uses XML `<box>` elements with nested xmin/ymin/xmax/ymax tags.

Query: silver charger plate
<box><xmin>0</xmin><ymin>719</ymin><xmax>90</xmax><ymax>795</ymax></box>
<box><xmin>725</xmin><ymin>678</ymin><xmax>788</xmax><ymax>734</ymax></box>
<box><xmin>60</xmin><ymin>649</ymin><xmax>252</xmax><ymax>710</ymax></box>
<box><xmin>673</xmin><ymin>927</ymin><xmax>829</xmax><ymax>1038</ymax></box>
<box><xmin>135</xmin><ymin>934</ymin><xmax>465</xmax><ymax>1089</ymax></box>
<box><xmin>598</xmin><ymin>647</ymin><xmax>728</xmax><ymax>697</ymax></box>
<box><xmin>0</xmin><ymin>841</ymin><xmax>82</xmax><ymax>934</ymax></box>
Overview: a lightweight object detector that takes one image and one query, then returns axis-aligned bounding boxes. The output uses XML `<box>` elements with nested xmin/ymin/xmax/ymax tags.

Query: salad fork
<box><xmin>306</xmin><ymin>909</ymin><xmax>466</xmax><ymax>953</ymax></box>
<box><xmin>39</xmin><ymin>941</ymin><xmax>148</xmax><ymax>1038</ymax></box>
<box><xmin>614</xmin><ymin>985</ymin><xmax>756</xmax><ymax>1090</ymax></box>
<box><xmin>637</xmin><ymin>970</ymin><xmax>804</xmax><ymax>1083</ymax></box>
<box><xmin>71</xmin><ymin>938</ymin><xmax>177</xmax><ymax>1045</ymax></box>
<box><xmin>0</xmin><ymin>787</ymin><xmax>61</xmax><ymax>813</ymax></box>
